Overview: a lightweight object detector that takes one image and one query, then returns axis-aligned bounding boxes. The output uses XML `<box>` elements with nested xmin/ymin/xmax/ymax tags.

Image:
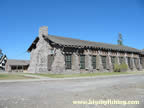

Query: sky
<box><xmin>0</xmin><ymin>0</ymin><xmax>144</xmax><ymax>60</ymax></box>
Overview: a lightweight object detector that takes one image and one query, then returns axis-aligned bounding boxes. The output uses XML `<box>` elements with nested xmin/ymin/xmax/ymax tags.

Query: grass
<box><xmin>1</xmin><ymin>71</ymin><xmax>143</xmax><ymax>80</ymax></box>
<box><xmin>25</xmin><ymin>71</ymin><xmax>143</xmax><ymax>78</ymax></box>
<box><xmin>0</xmin><ymin>73</ymin><xmax>34</xmax><ymax>80</ymax></box>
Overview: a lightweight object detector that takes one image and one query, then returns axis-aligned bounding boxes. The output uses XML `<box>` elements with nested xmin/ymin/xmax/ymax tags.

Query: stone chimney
<box><xmin>39</xmin><ymin>26</ymin><xmax>48</xmax><ymax>39</ymax></box>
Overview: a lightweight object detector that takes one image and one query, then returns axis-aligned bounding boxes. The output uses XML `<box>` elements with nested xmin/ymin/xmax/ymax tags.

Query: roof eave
<box><xmin>27</xmin><ymin>37</ymin><xmax>39</xmax><ymax>52</ymax></box>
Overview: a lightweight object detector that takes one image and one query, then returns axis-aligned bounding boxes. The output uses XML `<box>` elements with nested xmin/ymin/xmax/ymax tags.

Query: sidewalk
<box><xmin>0</xmin><ymin>72</ymin><xmax>144</xmax><ymax>83</ymax></box>
<box><xmin>23</xmin><ymin>74</ymin><xmax>48</xmax><ymax>79</ymax></box>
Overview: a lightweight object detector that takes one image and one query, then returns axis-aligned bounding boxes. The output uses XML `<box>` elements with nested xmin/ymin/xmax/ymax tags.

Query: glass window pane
<box><xmin>92</xmin><ymin>56</ymin><xmax>96</xmax><ymax>69</ymax></box>
<box><xmin>102</xmin><ymin>56</ymin><xmax>106</xmax><ymax>69</ymax></box>
<box><xmin>65</xmin><ymin>55</ymin><xmax>72</xmax><ymax>69</ymax></box>
<box><xmin>80</xmin><ymin>55</ymin><xmax>85</xmax><ymax>69</ymax></box>
<box><xmin>111</xmin><ymin>56</ymin><xmax>116</xmax><ymax>67</ymax></box>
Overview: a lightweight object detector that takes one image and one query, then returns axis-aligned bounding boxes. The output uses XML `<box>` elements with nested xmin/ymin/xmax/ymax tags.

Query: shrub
<box><xmin>114</xmin><ymin>64</ymin><xmax>120</xmax><ymax>72</ymax></box>
<box><xmin>120</xmin><ymin>63</ymin><xmax>128</xmax><ymax>72</ymax></box>
<box><xmin>114</xmin><ymin>63</ymin><xmax>128</xmax><ymax>72</ymax></box>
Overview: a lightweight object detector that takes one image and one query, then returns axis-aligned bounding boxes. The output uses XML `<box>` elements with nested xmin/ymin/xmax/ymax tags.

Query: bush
<box><xmin>120</xmin><ymin>63</ymin><xmax>128</xmax><ymax>72</ymax></box>
<box><xmin>114</xmin><ymin>63</ymin><xmax>128</xmax><ymax>72</ymax></box>
<box><xmin>114</xmin><ymin>64</ymin><xmax>120</xmax><ymax>72</ymax></box>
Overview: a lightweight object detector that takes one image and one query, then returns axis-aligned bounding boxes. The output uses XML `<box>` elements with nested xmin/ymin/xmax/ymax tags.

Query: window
<box><xmin>50</xmin><ymin>49</ymin><xmax>54</xmax><ymax>54</ymax></box>
<box><xmin>111</xmin><ymin>56</ymin><xmax>116</xmax><ymax>68</ymax></box>
<box><xmin>11</xmin><ymin>66</ymin><xmax>16</xmax><ymax>70</ymax></box>
<box><xmin>111</xmin><ymin>56</ymin><xmax>116</xmax><ymax>65</ymax></box>
<box><xmin>18</xmin><ymin>66</ymin><xmax>22</xmax><ymax>69</ymax></box>
<box><xmin>48</xmin><ymin>55</ymin><xmax>54</xmax><ymax>71</ymax></box>
<box><xmin>119</xmin><ymin>57</ymin><xmax>124</xmax><ymax>64</ymax></box>
<box><xmin>65</xmin><ymin>54</ymin><xmax>72</xmax><ymax>69</ymax></box>
<box><xmin>80</xmin><ymin>55</ymin><xmax>85</xmax><ymax>69</ymax></box>
<box><xmin>134</xmin><ymin>58</ymin><xmax>138</xmax><ymax>68</ymax></box>
<box><xmin>127</xmin><ymin>57</ymin><xmax>131</xmax><ymax>68</ymax></box>
<box><xmin>92</xmin><ymin>55</ymin><xmax>96</xmax><ymax>69</ymax></box>
<box><xmin>140</xmin><ymin>57</ymin><xmax>144</xmax><ymax>69</ymax></box>
<box><xmin>140</xmin><ymin>57</ymin><xmax>142</xmax><ymax>65</ymax></box>
<box><xmin>101</xmin><ymin>56</ymin><xmax>106</xmax><ymax>69</ymax></box>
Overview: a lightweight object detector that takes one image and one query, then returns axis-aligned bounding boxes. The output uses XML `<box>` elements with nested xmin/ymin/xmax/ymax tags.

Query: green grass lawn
<box><xmin>0</xmin><ymin>73</ymin><xmax>34</xmax><ymax>80</ymax></box>
<box><xmin>26</xmin><ymin>71</ymin><xmax>143</xmax><ymax>78</ymax></box>
<box><xmin>1</xmin><ymin>71</ymin><xmax>143</xmax><ymax>80</ymax></box>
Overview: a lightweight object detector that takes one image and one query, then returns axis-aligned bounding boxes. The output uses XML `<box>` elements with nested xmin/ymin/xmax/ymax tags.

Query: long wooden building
<box><xmin>27</xmin><ymin>26</ymin><xmax>144</xmax><ymax>74</ymax></box>
<box><xmin>5</xmin><ymin>59</ymin><xmax>29</xmax><ymax>72</ymax></box>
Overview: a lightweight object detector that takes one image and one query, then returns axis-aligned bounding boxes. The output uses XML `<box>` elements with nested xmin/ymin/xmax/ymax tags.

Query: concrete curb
<box><xmin>23</xmin><ymin>74</ymin><xmax>47</xmax><ymax>79</ymax></box>
<box><xmin>48</xmin><ymin>73</ymin><xmax>144</xmax><ymax>80</ymax></box>
<box><xmin>0</xmin><ymin>73</ymin><xmax>144</xmax><ymax>83</ymax></box>
<box><xmin>0</xmin><ymin>79</ymin><xmax>50</xmax><ymax>83</ymax></box>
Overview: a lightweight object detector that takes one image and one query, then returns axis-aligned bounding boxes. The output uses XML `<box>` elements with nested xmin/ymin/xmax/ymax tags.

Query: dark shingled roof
<box><xmin>27</xmin><ymin>34</ymin><xmax>141</xmax><ymax>53</ymax></box>
<box><xmin>44</xmin><ymin>34</ymin><xmax>140</xmax><ymax>53</ymax></box>
<box><xmin>27</xmin><ymin>37</ymin><xmax>39</xmax><ymax>52</ymax></box>
<box><xmin>141</xmin><ymin>50</ymin><xmax>144</xmax><ymax>55</ymax></box>
<box><xmin>6</xmin><ymin>59</ymin><xmax>30</xmax><ymax>66</ymax></box>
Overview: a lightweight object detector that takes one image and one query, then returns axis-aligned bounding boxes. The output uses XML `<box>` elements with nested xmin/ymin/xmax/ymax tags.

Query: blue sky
<box><xmin>0</xmin><ymin>0</ymin><xmax>144</xmax><ymax>60</ymax></box>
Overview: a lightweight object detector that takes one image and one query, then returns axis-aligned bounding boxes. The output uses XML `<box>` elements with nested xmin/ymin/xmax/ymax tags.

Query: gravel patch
<box><xmin>0</xmin><ymin>75</ymin><xmax>144</xmax><ymax>108</ymax></box>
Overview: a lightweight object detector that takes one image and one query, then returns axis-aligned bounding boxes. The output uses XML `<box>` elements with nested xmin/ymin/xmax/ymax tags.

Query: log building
<box><xmin>27</xmin><ymin>26</ymin><xmax>144</xmax><ymax>74</ymax></box>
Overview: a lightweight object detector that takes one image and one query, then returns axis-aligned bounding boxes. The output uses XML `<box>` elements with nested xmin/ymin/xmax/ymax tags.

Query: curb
<box><xmin>0</xmin><ymin>73</ymin><xmax>143</xmax><ymax>83</ymax></box>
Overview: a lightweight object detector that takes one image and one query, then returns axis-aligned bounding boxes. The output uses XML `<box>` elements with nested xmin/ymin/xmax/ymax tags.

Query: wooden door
<box><xmin>48</xmin><ymin>55</ymin><xmax>54</xmax><ymax>71</ymax></box>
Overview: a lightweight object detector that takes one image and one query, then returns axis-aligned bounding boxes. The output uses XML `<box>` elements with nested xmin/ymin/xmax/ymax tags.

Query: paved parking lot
<box><xmin>0</xmin><ymin>74</ymin><xmax>144</xmax><ymax>108</ymax></box>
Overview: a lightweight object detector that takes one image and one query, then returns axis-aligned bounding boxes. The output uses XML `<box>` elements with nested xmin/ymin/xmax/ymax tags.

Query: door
<box><xmin>47</xmin><ymin>55</ymin><xmax>54</xmax><ymax>71</ymax></box>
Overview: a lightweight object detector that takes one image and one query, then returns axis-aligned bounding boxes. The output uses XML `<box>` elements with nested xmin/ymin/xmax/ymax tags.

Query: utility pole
<box><xmin>117</xmin><ymin>33</ymin><xmax>123</xmax><ymax>45</ymax></box>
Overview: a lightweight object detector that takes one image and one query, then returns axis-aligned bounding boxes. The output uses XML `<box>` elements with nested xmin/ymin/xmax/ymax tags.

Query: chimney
<box><xmin>39</xmin><ymin>26</ymin><xmax>48</xmax><ymax>38</ymax></box>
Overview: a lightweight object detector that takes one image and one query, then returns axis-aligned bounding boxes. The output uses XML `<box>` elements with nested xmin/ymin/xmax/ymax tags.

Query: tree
<box><xmin>0</xmin><ymin>49</ymin><xmax>3</xmax><ymax>59</ymax></box>
<box><xmin>117</xmin><ymin>33</ymin><xmax>123</xmax><ymax>45</ymax></box>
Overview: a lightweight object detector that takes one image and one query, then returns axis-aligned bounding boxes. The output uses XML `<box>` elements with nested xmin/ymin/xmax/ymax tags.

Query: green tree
<box><xmin>117</xmin><ymin>33</ymin><xmax>123</xmax><ymax>45</ymax></box>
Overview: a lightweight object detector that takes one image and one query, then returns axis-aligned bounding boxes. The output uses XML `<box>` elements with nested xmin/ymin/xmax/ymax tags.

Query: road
<box><xmin>0</xmin><ymin>75</ymin><xmax>144</xmax><ymax>108</ymax></box>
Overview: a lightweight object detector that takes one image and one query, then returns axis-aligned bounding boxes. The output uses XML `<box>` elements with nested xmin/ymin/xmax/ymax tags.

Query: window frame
<box><xmin>101</xmin><ymin>56</ymin><xmax>107</xmax><ymax>69</ymax></box>
<box><xmin>134</xmin><ymin>58</ymin><xmax>138</xmax><ymax>68</ymax></box>
<box><xmin>80</xmin><ymin>55</ymin><xmax>85</xmax><ymax>69</ymax></box>
<box><xmin>48</xmin><ymin>54</ymin><xmax>54</xmax><ymax>71</ymax></box>
<box><xmin>65</xmin><ymin>54</ymin><xmax>72</xmax><ymax>69</ymax></box>
<box><xmin>111</xmin><ymin>56</ymin><xmax>116</xmax><ymax>68</ymax></box>
<box><xmin>140</xmin><ymin>57</ymin><xmax>142</xmax><ymax>65</ymax></box>
<box><xmin>92</xmin><ymin>55</ymin><xmax>96</xmax><ymax>69</ymax></box>
<box><xmin>127</xmin><ymin>57</ymin><xmax>131</xmax><ymax>68</ymax></box>
<box><xmin>119</xmin><ymin>57</ymin><xmax>124</xmax><ymax>64</ymax></box>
